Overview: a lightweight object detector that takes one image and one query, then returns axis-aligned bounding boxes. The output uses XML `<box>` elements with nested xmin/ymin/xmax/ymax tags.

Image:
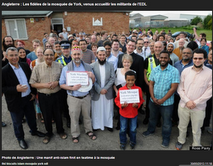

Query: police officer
<box><xmin>55</xmin><ymin>41</ymin><xmax>72</xmax><ymax>128</ymax></box>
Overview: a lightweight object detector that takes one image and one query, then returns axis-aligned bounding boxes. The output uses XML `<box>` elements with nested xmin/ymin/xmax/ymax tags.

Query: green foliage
<box><xmin>190</xmin><ymin>16</ymin><xmax>203</xmax><ymax>25</ymax></box>
<box><xmin>204</xmin><ymin>15</ymin><xmax>212</xmax><ymax>29</ymax></box>
<box><xmin>208</xmin><ymin>19</ymin><xmax>212</xmax><ymax>30</ymax></box>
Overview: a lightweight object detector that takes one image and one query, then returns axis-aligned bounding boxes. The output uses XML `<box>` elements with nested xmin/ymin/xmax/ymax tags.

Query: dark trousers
<box><xmin>59</xmin><ymin>89</ymin><xmax>70</xmax><ymax>121</ymax></box>
<box><xmin>172</xmin><ymin>94</ymin><xmax>180</xmax><ymax>123</ymax></box>
<box><xmin>10</xmin><ymin>95</ymin><xmax>37</xmax><ymax>141</ymax></box>
<box><xmin>203</xmin><ymin>97</ymin><xmax>212</xmax><ymax>128</ymax></box>
<box><xmin>144</xmin><ymin>84</ymin><xmax>151</xmax><ymax>120</ymax></box>
<box><xmin>144</xmin><ymin>84</ymin><xmax>161</xmax><ymax>124</ymax></box>
<box><xmin>38</xmin><ymin>91</ymin><xmax>64</xmax><ymax>137</ymax></box>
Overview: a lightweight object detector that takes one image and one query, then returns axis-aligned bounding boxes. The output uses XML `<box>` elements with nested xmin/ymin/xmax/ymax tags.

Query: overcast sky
<box><xmin>131</xmin><ymin>11</ymin><xmax>212</xmax><ymax>16</ymax></box>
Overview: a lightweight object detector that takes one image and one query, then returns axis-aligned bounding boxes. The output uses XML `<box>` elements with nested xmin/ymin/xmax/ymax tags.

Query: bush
<box><xmin>191</xmin><ymin>16</ymin><xmax>203</xmax><ymax>25</ymax></box>
<box><xmin>204</xmin><ymin>15</ymin><xmax>212</xmax><ymax>29</ymax></box>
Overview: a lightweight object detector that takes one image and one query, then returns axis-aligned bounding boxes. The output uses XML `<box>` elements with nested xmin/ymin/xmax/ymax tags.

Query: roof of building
<box><xmin>2</xmin><ymin>11</ymin><xmax>53</xmax><ymax>17</ymax></box>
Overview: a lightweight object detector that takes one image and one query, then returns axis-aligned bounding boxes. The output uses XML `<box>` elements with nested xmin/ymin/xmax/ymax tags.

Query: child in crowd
<box><xmin>115</xmin><ymin>70</ymin><xmax>144</xmax><ymax>150</ymax></box>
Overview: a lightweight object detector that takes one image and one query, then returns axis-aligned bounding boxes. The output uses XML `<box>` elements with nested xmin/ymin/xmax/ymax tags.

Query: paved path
<box><xmin>1</xmin><ymin>96</ymin><xmax>212</xmax><ymax>150</ymax></box>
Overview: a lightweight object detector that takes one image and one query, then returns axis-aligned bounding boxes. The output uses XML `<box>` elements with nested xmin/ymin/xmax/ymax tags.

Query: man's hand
<box><xmin>2</xmin><ymin>51</ymin><xmax>7</xmax><ymax>61</ymax></box>
<box><xmin>132</xmin><ymin>103</ymin><xmax>138</xmax><ymax>108</ymax></box>
<box><xmin>49</xmin><ymin>81</ymin><xmax>58</xmax><ymax>90</ymax></box>
<box><xmin>16</xmin><ymin>84</ymin><xmax>28</xmax><ymax>92</ymax></box>
<box><xmin>100</xmin><ymin>89</ymin><xmax>107</xmax><ymax>94</ymax></box>
<box><xmin>186</xmin><ymin>101</ymin><xmax>196</xmax><ymax>109</ymax></box>
<box><xmin>152</xmin><ymin>97</ymin><xmax>160</xmax><ymax>105</ymax></box>
<box><xmin>72</xmin><ymin>84</ymin><xmax>82</xmax><ymax>91</ymax></box>
<box><xmin>157</xmin><ymin>99</ymin><xmax>165</xmax><ymax>105</ymax></box>
<box><xmin>121</xmin><ymin>102</ymin><xmax>128</xmax><ymax>108</ymax></box>
<box><xmin>87</xmin><ymin>71</ymin><xmax>94</xmax><ymax>78</ymax></box>
<box><xmin>30</xmin><ymin>93</ymin><xmax>35</xmax><ymax>101</ymax></box>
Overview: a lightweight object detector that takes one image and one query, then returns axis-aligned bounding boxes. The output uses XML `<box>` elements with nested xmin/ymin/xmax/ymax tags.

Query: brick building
<box><xmin>2</xmin><ymin>11</ymin><xmax>130</xmax><ymax>51</ymax></box>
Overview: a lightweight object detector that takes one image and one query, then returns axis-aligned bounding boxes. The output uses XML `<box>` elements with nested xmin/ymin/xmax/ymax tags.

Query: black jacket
<box><xmin>2</xmin><ymin>62</ymin><xmax>37</xmax><ymax>112</ymax></box>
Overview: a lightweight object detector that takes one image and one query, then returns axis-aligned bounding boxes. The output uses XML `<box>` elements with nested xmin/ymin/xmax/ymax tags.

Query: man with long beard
<box><xmin>142</xmin><ymin>50</ymin><xmax>180</xmax><ymax>148</ymax></box>
<box><xmin>2</xmin><ymin>36</ymin><xmax>15</xmax><ymax>67</ymax></box>
<box><xmin>90</xmin><ymin>47</ymin><xmax>115</xmax><ymax>132</ymax></box>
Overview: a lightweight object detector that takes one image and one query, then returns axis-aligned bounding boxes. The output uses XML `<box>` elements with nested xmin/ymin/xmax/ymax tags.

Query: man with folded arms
<box><xmin>30</xmin><ymin>48</ymin><xmax>67</xmax><ymax>144</ymax></box>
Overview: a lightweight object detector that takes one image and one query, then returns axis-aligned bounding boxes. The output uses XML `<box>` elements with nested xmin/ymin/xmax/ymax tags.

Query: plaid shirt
<box><xmin>149</xmin><ymin>64</ymin><xmax>180</xmax><ymax>106</ymax></box>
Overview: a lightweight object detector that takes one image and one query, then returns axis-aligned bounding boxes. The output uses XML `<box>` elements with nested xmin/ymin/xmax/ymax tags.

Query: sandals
<box><xmin>59</xmin><ymin>133</ymin><xmax>68</xmax><ymax>139</ymax></box>
<box><xmin>72</xmin><ymin>137</ymin><xmax>79</xmax><ymax>143</ymax></box>
<box><xmin>43</xmin><ymin>136</ymin><xmax>51</xmax><ymax>144</ymax></box>
<box><xmin>86</xmin><ymin>131</ymin><xmax>97</xmax><ymax>140</ymax></box>
<box><xmin>41</xmin><ymin>118</ymin><xmax>44</xmax><ymax>123</ymax></box>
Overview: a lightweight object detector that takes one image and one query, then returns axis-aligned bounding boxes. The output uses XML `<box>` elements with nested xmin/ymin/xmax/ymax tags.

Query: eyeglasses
<box><xmin>193</xmin><ymin>57</ymin><xmax>203</xmax><ymax>60</ymax></box>
<box><xmin>44</xmin><ymin>54</ymin><xmax>54</xmax><ymax>56</ymax></box>
<box><xmin>144</xmin><ymin>41</ymin><xmax>149</xmax><ymax>43</ymax></box>
<box><xmin>182</xmin><ymin>52</ymin><xmax>191</xmax><ymax>54</ymax></box>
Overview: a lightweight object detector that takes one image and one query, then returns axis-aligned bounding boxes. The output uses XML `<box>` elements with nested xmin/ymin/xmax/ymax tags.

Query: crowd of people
<box><xmin>2</xmin><ymin>27</ymin><xmax>212</xmax><ymax>150</ymax></box>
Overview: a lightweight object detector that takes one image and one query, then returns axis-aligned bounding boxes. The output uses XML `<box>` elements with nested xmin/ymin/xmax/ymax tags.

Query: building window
<box><xmin>5</xmin><ymin>19</ymin><xmax>28</xmax><ymax>40</ymax></box>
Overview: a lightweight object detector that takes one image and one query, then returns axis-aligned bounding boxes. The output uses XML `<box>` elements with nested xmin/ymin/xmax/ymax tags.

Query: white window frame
<box><xmin>51</xmin><ymin>18</ymin><xmax>64</xmax><ymax>30</ymax></box>
<box><xmin>5</xmin><ymin>19</ymin><xmax>28</xmax><ymax>40</ymax></box>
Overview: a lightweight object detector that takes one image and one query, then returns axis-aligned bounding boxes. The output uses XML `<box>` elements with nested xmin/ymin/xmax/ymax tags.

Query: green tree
<box><xmin>190</xmin><ymin>16</ymin><xmax>202</xmax><ymax>25</ymax></box>
<box><xmin>207</xmin><ymin>18</ymin><xmax>212</xmax><ymax>30</ymax></box>
<box><xmin>204</xmin><ymin>15</ymin><xmax>212</xmax><ymax>29</ymax></box>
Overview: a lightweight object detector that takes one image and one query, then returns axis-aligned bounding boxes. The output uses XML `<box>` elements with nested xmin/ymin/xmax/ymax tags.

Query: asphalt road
<box><xmin>1</xmin><ymin>95</ymin><xmax>212</xmax><ymax>151</ymax></box>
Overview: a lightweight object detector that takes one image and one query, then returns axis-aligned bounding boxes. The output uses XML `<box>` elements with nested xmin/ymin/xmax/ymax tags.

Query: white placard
<box><xmin>66</xmin><ymin>71</ymin><xmax>88</xmax><ymax>86</ymax></box>
<box><xmin>119</xmin><ymin>89</ymin><xmax>140</xmax><ymax>104</ymax></box>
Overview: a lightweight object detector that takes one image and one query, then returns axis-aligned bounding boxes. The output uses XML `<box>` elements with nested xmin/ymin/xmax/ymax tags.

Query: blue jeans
<box><xmin>119</xmin><ymin>115</ymin><xmax>137</xmax><ymax>145</ymax></box>
<box><xmin>10</xmin><ymin>95</ymin><xmax>37</xmax><ymax>140</ymax></box>
<box><xmin>147</xmin><ymin>100</ymin><xmax>173</xmax><ymax>140</ymax></box>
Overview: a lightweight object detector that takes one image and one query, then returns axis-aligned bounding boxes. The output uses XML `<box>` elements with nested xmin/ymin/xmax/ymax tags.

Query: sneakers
<box><xmin>120</xmin><ymin>144</ymin><xmax>126</xmax><ymax>150</ymax></box>
<box><xmin>161</xmin><ymin>139</ymin><xmax>170</xmax><ymax>148</ymax></box>
<box><xmin>130</xmin><ymin>142</ymin><xmax>135</xmax><ymax>149</ymax></box>
<box><xmin>142</xmin><ymin>130</ymin><xmax>153</xmax><ymax>137</ymax></box>
<box><xmin>175</xmin><ymin>141</ymin><xmax>183</xmax><ymax>150</ymax></box>
<box><xmin>207</xmin><ymin>127</ymin><xmax>212</xmax><ymax>134</ymax></box>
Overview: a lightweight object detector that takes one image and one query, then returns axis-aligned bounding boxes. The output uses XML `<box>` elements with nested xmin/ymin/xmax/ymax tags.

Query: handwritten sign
<box><xmin>66</xmin><ymin>71</ymin><xmax>88</xmax><ymax>86</ymax></box>
<box><xmin>119</xmin><ymin>89</ymin><xmax>140</xmax><ymax>104</ymax></box>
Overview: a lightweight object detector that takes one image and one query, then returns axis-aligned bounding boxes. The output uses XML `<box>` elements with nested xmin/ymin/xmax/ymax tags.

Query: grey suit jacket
<box><xmin>90</xmin><ymin>61</ymin><xmax>115</xmax><ymax>101</ymax></box>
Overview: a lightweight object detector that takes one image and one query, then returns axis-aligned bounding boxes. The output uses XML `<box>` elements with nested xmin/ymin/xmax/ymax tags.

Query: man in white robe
<box><xmin>90</xmin><ymin>47</ymin><xmax>115</xmax><ymax>131</ymax></box>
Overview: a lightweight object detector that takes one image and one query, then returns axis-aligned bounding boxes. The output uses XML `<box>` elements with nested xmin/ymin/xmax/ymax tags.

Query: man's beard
<box><xmin>160</xmin><ymin>61</ymin><xmax>169</xmax><ymax>67</ymax></box>
<box><xmin>98</xmin><ymin>59</ymin><xmax>106</xmax><ymax>65</ymax></box>
<box><xmin>137</xmin><ymin>46</ymin><xmax>142</xmax><ymax>50</ymax></box>
<box><xmin>54</xmin><ymin>50</ymin><xmax>61</xmax><ymax>54</ymax></box>
<box><xmin>73</xmin><ymin>58</ymin><xmax>81</xmax><ymax>64</ymax></box>
<box><xmin>3</xmin><ymin>44</ymin><xmax>15</xmax><ymax>51</ymax></box>
<box><xmin>167</xmin><ymin>50</ymin><xmax>173</xmax><ymax>54</ymax></box>
<box><xmin>182</xmin><ymin>57</ymin><xmax>190</xmax><ymax>62</ymax></box>
<box><xmin>194</xmin><ymin>64</ymin><xmax>203</xmax><ymax>68</ymax></box>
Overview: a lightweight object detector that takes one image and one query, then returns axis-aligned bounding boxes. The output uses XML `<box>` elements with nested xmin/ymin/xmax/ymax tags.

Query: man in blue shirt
<box><xmin>142</xmin><ymin>50</ymin><xmax>180</xmax><ymax>148</ymax></box>
<box><xmin>59</xmin><ymin>46</ymin><xmax>96</xmax><ymax>143</ymax></box>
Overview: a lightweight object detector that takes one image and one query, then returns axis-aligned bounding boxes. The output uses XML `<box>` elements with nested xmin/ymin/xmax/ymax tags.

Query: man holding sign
<box><xmin>115</xmin><ymin>70</ymin><xmax>144</xmax><ymax>150</ymax></box>
<box><xmin>59</xmin><ymin>46</ymin><xmax>96</xmax><ymax>143</ymax></box>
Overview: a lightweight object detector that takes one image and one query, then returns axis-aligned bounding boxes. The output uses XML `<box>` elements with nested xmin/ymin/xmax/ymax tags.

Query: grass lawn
<box><xmin>150</xmin><ymin>27</ymin><xmax>212</xmax><ymax>41</ymax></box>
